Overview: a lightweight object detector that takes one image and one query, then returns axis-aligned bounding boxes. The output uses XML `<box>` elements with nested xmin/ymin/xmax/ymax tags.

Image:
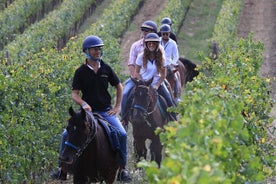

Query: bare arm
<box><xmin>154</xmin><ymin>67</ymin><xmax>166</xmax><ymax>90</ymax></box>
<box><xmin>72</xmin><ymin>90</ymin><xmax>92</xmax><ymax>111</ymax></box>
<box><xmin>108</xmin><ymin>83</ymin><xmax>123</xmax><ymax>115</ymax></box>
<box><xmin>134</xmin><ymin>65</ymin><xmax>142</xmax><ymax>80</ymax></box>
<box><xmin>128</xmin><ymin>64</ymin><xmax>136</xmax><ymax>78</ymax></box>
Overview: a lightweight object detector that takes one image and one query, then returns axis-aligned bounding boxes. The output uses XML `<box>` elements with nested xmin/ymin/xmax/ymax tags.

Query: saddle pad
<box><xmin>93</xmin><ymin>113</ymin><xmax>121</xmax><ymax>152</ymax></box>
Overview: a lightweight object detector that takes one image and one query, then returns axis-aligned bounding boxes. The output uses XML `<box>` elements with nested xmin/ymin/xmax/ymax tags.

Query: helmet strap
<box><xmin>85</xmin><ymin>49</ymin><xmax>102</xmax><ymax>62</ymax></box>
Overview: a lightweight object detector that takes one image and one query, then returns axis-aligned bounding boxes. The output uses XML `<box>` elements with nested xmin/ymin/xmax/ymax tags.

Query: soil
<box><xmin>237</xmin><ymin>1</ymin><xmax>276</xmax><ymax>183</ymax></box>
<box><xmin>238</xmin><ymin>0</ymin><xmax>276</xmax><ymax>118</ymax></box>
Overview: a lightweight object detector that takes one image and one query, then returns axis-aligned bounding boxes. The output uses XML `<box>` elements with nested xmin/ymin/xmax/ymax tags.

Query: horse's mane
<box><xmin>179</xmin><ymin>57</ymin><xmax>199</xmax><ymax>82</ymax></box>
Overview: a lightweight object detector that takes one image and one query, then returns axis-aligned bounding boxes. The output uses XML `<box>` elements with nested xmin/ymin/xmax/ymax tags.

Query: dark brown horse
<box><xmin>59</xmin><ymin>107</ymin><xmax>119</xmax><ymax>184</ymax></box>
<box><xmin>166</xmin><ymin>57</ymin><xmax>199</xmax><ymax>101</ymax></box>
<box><xmin>129</xmin><ymin>78</ymin><xmax>168</xmax><ymax>167</ymax></box>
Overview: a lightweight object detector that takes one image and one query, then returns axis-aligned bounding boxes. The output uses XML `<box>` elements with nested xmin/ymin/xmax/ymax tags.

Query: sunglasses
<box><xmin>91</xmin><ymin>47</ymin><xmax>103</xmax><ymax>51</ymax></box>
<box><xmin>141</xmin><ymin>28</ymin><xmax>152</xmax><ymax>33</ymax></box>
<box><xmin>162</xmin><ymin>32</ymin><xmax>169</xmax><ymax>36</ymax></box>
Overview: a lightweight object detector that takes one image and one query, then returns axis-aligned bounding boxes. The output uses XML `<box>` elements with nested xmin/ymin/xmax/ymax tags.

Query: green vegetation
<box><xmin>0</xmin><ymin>0</ymin><xmax>63</xmax><ymax>49</ymax></box>
<box><xmin>139</xmin><ymin>0</ymin><xmax>274</xmax><ymax>183</ymax></box>
<box><xmin>0</xmin><ymin>0</ymin><xmax>144</xmax><ymax>182</ymax></box>
<box><xmin>0</xmin><ymin>0</ymin><xmax>274</xmax><ymax>183</ymax></box>
<box><xmin>178</xmin><ymin>0</ymin><xmax>224</xmax><ymax>62</ymax></box>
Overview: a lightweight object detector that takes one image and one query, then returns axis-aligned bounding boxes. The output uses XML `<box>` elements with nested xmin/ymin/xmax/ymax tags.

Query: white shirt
<box><xmin>136</xmin><ymin>52</ymin><xmax>166</xmax><ymax>86</ymax></box>
<box><xmin>160</xmin><ymin>38</ymin><xmax>179</xmax><ymax>66</ymax></box>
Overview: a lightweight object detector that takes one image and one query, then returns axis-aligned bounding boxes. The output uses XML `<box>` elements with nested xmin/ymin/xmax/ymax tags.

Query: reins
<box><xmin>133</xmin><ymin>85</ymin><xmax>159</xmax><ymax>119</ymax></box>
<box><xmin>65</xmin><ymin>111</ymin><xmax>97</xmax><ymax>159</ymax></box>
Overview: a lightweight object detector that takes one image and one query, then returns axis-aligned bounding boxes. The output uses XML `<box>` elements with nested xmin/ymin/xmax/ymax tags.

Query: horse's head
<box><xmin>166</xmin><ymin>65</ymin><xmax>178</xmax><ymax>89</ymax></box>
<box><xmin>60</xmin><ymin>107</ymin><xmax>95</xmax><ymax>170</ymax></box>
<box><xmin>130</xmin><ymin>78</ymin><xmax>157</xmax><ymax>123</ymax></box>
<box><xmin>179</xmin><ymin>57</ymin><xmax>199</xmax><ymax>83</ymax></box>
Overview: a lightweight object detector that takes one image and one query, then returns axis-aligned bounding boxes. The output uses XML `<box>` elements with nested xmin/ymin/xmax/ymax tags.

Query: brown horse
<box><xmin>166</xmin><ymin>57</ymin><xmax>199</xmax><ymax>102</ymax></box>
<box><xmin>129</xmin><ymin>78</ymin><xmax>168</xmax><ymax>167</ymax></box>
<box><xmin>59</xmin><ymin>107</ymin><xmax>119</xmax><ymax>184</ymax></box>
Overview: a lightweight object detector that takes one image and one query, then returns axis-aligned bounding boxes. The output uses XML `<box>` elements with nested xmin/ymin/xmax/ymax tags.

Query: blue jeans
<box><xmin>59</xmin><ymin>110</ymin><xmax>128</xmax><ymax>167</ymax></box>
<box><xmin>174</xmin><ymin>74</ymin><xmax>180</xmax><ymax>98</ymax></box>
<box><xmin>121</xmin><ymin>78</ymin><xmax>135</xmax><ymax>121</ymax></box>
<box><xmin>158</xmin><ymin>83</ymin><xmax>175</xmax><ymax>108</ymax></box>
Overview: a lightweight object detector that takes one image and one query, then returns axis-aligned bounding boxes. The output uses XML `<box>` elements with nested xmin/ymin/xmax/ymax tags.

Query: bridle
<box><xmin>64</xmin><ymin>111</ymin><xmax>97</xmax><ymax>159</ymax></box>
<box><xmin>132</xmin><ymin>85</ymin><xmax>159</xmax><ymax>126</ymax></box>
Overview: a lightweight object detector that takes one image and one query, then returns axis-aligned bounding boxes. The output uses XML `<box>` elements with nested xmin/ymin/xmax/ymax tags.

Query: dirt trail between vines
<box><xmin>238</xmin><ymin>0</ymin><xmax>276</xmax><ymax>119</ymax></box>
<box><xmin>238</xmin><ymin>1</ymin><xmax>276</xmax><ymax>182</ymax></box>
<box><xmin>119</xmin><ymin>0</ymin><xmax>166</xmax><ymax>76</ymax></box>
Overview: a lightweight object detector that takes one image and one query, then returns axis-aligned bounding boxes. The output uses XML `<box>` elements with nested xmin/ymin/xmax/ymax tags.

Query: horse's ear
<box><xmin>69</xmin><ymin>107</ymin><xmax>75</xmax><ymax>117</ymax></box>
<box><xmin>130</xmin><ymin>77</ymin><xmax>139</xmax><ymax>85</ymax></box>
<box><xmin>145</xmin><ymin>77</ymin><xmax>153</xmax><ymax>86</ymax></box>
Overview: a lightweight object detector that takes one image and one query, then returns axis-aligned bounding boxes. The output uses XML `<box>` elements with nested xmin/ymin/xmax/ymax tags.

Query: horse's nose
<box><xmin>59</xmin><ymin>155</ymin><xmax>73</xmax><ymax>165</ymax></box>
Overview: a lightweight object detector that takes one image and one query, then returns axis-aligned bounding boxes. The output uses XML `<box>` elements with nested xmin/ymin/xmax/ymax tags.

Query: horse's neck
<box><xmin>149</xmin><ymin>89</ymin><xmax>157</xmax><ymax>109</ymax></box>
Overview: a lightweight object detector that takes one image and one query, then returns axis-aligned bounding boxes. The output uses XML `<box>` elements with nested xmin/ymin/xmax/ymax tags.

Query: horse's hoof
<box><xmin>117</xmin><ymin>170</ymin><xmax>132</xmax><ymax>182</ymax></box>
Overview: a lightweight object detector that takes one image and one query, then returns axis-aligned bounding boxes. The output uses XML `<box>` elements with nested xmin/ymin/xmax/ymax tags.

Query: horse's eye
<box><xmin>73</xmin><ymin>126</ymin><xmax>77</xmax><ymax>130</ymax></box>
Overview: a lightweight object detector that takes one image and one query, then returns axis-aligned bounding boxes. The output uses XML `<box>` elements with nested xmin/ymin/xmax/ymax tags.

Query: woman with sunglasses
<box><xmin>158</xmin><ymin>17</ymin><xmax>178</xmax><ymax>43</ymax></box>
<box><xmin>160</xmin><ymin>24</ymin><xmax>181</xmax><ymax>102</ymax></box>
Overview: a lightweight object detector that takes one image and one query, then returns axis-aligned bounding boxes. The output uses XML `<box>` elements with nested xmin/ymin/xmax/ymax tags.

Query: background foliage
<box><xmin>0</xmin><ymin>0</ymin><xmax>274</xmax><ymax>183</ymax></box>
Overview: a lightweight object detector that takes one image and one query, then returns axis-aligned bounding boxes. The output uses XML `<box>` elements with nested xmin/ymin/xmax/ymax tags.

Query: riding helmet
<box><xmin>144</xmin><ymin>33</ymin><xmax>160</xmax><ymax>43</ymax></box>
<box><xmin>160</xmin><ymin>24</ymin><xmax>171</xmax><ymax>33</ymax></box>
<box><xmin>140</xmin><ymin>20</ymin><xmax>158</xmax><ymax>33</ymax></box>
<box><xmin>161</xmin><ymin>17</ymin><xmax>172</xmax><ymax>26</ymax></box>
<box><xmin>82</xmin><ymin>35</ymin><xmax>104</xmax><ymax>52</ymax></box>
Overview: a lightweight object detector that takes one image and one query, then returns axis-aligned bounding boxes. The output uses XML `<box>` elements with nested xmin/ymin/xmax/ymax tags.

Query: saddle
<box><xmin>93</xmin><ymin>113</ymin><xmax>121</xmax><ymax>152</ymax></box>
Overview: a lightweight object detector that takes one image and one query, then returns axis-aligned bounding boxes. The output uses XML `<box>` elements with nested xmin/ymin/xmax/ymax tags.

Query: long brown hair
<box><xmin>142</xmin><ymin>45</ymin><xmax>164</xmax><ymax>73</ymax></box>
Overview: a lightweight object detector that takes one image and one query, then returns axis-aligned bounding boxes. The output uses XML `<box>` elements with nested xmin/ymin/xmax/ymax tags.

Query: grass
<box><xmin>177</xmin><ymin>0</ymin><xmax>224</xmax><ymax>63</ymax></box>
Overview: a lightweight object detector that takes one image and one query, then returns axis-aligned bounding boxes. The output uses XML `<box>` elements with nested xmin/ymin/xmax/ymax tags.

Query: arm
<box><xmin>134</xmin><ymin>65</ymin><xmax>142</xmax><ymax>80</ymax></box>
<box><xmin>108</xmin><ymin>83</ymin><xmax>123</xmax><ymax>115</ymax></box>
<box><xmin>128</xmin><ymin>42</ymin><xmax>138</xmax><ymax>77</ymax></box>
<box><xmin>128</xmin><ymin>65</ymin><xmax>136</xmax><ymax>78</ymax></box>
<box><xmin>153</xmin><ymin>66</ymin><xmax>166</xmax><ymax>90</ymax></box>
<box><xmin>72</xmin><ymin>89</ymin><xmax>92</xmax><ymax>111</ymax></box>
<box><xmin>171</xmin><ymin>42</ymin><xmax>179</xmax><ymax>65</ymax></box>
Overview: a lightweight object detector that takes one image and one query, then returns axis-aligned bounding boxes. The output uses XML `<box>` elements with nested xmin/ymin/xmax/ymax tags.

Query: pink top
<box><xmin>128</xmin><ymin>39</ymin><xmax>144</xmax><ymax>66</ymax></box>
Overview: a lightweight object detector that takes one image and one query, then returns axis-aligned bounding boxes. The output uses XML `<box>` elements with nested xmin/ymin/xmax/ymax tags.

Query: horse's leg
<box><xmin>133</xmin><ymin>136</ymin><xmax>147</xmax><ymax>163</ymax></box>
<box><xmin>150</xmin><ymin>136</ymin><xmax>162</xmax><ymax>167</ymax></box>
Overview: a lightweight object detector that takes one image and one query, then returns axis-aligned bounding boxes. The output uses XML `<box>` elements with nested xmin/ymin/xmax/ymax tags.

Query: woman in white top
<box><xmin>135</xmin><ymin>33</ymin><xmax>176</xmax><ymax>120</ymax></box>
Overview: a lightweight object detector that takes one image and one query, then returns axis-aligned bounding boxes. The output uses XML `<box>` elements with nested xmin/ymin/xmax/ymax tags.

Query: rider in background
<box><xmin>158</xmin><ymin>17</ymin><xmax>178</xmax><ymax>44</ymax></box>
<box><xmin>120</xmin><ymin>20</ymin><xmax>158</xmax><ymax>125</ymax></box>
<box><xmin>51</xmin><ymin>35</ymin><xmax>132</xmax><ymax>182</ymax></box>
<box><xmin>159</xmin><ymin>24</ymin><xmax>181</xmax><ymax>102</ymax></box>
<box><xmin>134</xmin><ymin>33</ymin><xmax>176</xmax><ymax>120</ymax></box>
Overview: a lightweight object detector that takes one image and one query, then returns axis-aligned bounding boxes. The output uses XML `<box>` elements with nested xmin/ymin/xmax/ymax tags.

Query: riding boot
<box><xmin>50</xmin><ymin>167</ymin><xmax>67</xmax><ymax>180</ymax></box>
<box><xmin>117</xmin><ymin>169</ymin><xmax>132</xmax><ymax>182</ymax></box>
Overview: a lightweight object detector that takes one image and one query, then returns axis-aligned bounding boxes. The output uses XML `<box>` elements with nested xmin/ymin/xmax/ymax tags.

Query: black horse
<box><xmin>59</xmin><ymin>107</ymin><xmax>120</xmax><ymax>184</ymax></box>
<box><xmin>129</xmin><ymin>78</ymin><xmax>169</xmax><ymax>167</ymax></box>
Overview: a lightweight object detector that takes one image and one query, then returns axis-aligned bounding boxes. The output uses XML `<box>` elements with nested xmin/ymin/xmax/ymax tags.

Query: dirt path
<box><xmin>119</xmin><ymin>0</ymin><xmax>166</xmax><ymax>75</ymax></box>
<box><xmin>238</xmin><ymin>1</ymin><xmax>276</xmax><ymax>183</ymax></box>
<box><xmin>238</xmin><ymin>0</ymin><xmax>276</xmax><ymax>119</ymax></box>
